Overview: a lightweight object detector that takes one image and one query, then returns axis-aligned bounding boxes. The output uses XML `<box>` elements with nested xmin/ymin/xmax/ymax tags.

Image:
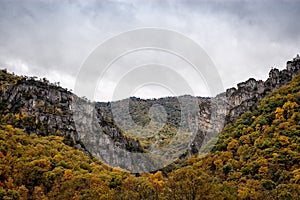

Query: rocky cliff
<box><xmin>225</xmin><ymin>58</ymin><xmax>300</xmax><ymax>122</ymax></box>
<box><xmin>189</xmin><ymin>57</ymin><xmax>300</xmax><ymax>154</ymax></box>
<box><xmin>0</xmin><ymin>72</ymin><xmax>144</xmax><ymax>155</ymax></box>
<box><xmin>0</xmin><ymin>56</ymin><xmax>299</xmax><ymax>164</ymax></box>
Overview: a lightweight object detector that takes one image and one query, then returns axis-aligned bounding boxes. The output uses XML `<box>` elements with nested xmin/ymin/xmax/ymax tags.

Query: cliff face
<box><xmin>225</xmin><ymin>59</ymin><xmax>300</xmax><ymax>122</ymax></box>
<box><xmin>0</xmin><ymin>74</ymin><xmax>144</xmax><ymax>154</ymax></box>
<box><xmin>0</xmin><ymin>57</ymin><xmax>299</xmax><ymax>161</ymax></box>
<box><xmin>1</xmin><ymin>78</ymin><xmax>75</xmax><ymax>135</ymax></box>
<box><xmin>189</xmin><ymin>58</ymin><xmax>300</xmax><ymax>154</ymax></box>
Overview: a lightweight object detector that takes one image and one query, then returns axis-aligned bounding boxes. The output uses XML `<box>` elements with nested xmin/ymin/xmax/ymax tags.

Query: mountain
<box><xmin>96</xmin><ymin>58</ymin><xmax>300</xmax><ymax>155</ymax></box>
<box><xmin>0</xmin><ymin>70</ymin><xmax>144</xmax><ymax>156</ymax></box>
<box><xmin>0</xmin><ymin>58</ymin><xmax>299</xmax><ymax>161</ymax></box>
<box><xmin>181</xmin><ymin>65</ymin><xmax>300</xmax><ymax>199</ymax></box>
<box><xmin>0</xmin><ymin>56</ymin><xmax>300</xmax><ymax>199</ymax></box>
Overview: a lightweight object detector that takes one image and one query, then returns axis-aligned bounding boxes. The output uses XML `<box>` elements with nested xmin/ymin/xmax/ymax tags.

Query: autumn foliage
<box><xmin>1</xmin><ymin>69</ymin><xmax>300</xmax><ymax>199</ymax></box>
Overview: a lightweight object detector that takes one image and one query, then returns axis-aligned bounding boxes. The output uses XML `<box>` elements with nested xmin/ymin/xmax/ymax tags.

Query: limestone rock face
<box><xmin>0</xmin><ymin>76</ymin><xmax>143</xmax><ymax>155</ymax></box>
<box><xmin>225</xmin><ymin>59</ymin><xmax>300</xmax><ymax>122</ymax></box>
<box><xmin>0</xmin><ymin>57</ymin><xmax>299</xmax><ymax>161</ymax></box>
<box><xmin>189</xmin><ymin>58</ymin><xmax>300</xmax><ymax>155</ymax></box>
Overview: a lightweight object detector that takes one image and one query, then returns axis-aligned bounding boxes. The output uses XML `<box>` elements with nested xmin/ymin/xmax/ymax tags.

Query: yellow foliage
<box><xmin>33</xmin><ymin>186</ymin><xmax>47</xmax><ymax>200</ymax></box>
<box><xmin>112</xmin><ymin>166</ymin><xmax>123</xmax><ymax>172</ymax></box>
<box><xmin>239</xmin><ymin>135</ymin><xmax>251</xmax><ymax>144</ymax></box>
<box><xmin>272</xmin><ymin>153</ymin><xmax>279</xmax><ymax>157</ymax></box>
<box><xmin>292</xmin><ymin>169</ymin><xmax>300</xmax><ymax>184</ymax></box>
<box><xmin>286</xmin><ymin>94</ymin><xmax>295</xmax><ymax>101</ymax></box>
<box><xmin>6</xmin><ymin>124</ymin><xmax>14</xmax><ymax>132</ymax></box>
<box><xmin>221</xmin><ymin>151</ymin><xmax>233</xmax><ymax>160</ymax></box>
<box><xmin>5</xmin><ymin>177</ymin><xmax>14</xmax><ymax>189</ymax></box>
<box><xmin>30</xmin><ymin>159</ymin><xmax>51</xmax><ymax>170</ymax></box>
<box><xmin>15</xmin><ymin>113</ymin><xmax>20</xmax><ymax>121</ymax></box>
<box><xmin>227</xmin><ymin>139</ymin><xmax>238</xmax><ymax>151</ymax></box>
<box><xmin>237</xmin><ymin>179</ymin><xmax>263</xmax><ymax>199</ymax></box>
<box><xmin>256</xmin><ymin>157</ymin><xmax>268</xmax><ymax>166</ymax></box>
<box><xmin>55</xmin><ymin>130</ymin><xmax>61</xmax><ymax>135</ymax></box>
<box><xmin>279</xmin><ymin>135</ymin><xmax>289</xmax><ymax>146</ymax></box>
<box><xmin>150</xmin><ymin>171</ymin><xmax>163</xmax><ymax>190</ymax></box>
<box><xmin>53</xmin><ymin>153</ymin><xmax>64</xmax><ymax>160</ymax></box>
<box><xmin>283</xmin><ymin>101</ymin><xmax>299</xmax><ymax>117</ymax></box>
<box><xmin>213</xmin><ymin>159</ymin><xmax>223</xmax><ymax>169</ymax></box>
<box><xmin>255</xmin><ymin>124</ymin><xmax>261</xmax><ymax>131</ymax></box>
<box><xmin>63</xmin><ymin>169</ymin><xmax>73</xmax><ymax>180</ymax></box>
<box><xmin>258</xmin><ymin>166</ymin><xmax>268</xmax><ymax>174</ymax></box>
<box><xmin>18</xmin><ymin>185</ymin><xmax>29</xmax><ymax>200</ymax></box>
<box><xmin>275</xmin><ymin>107</ymin><xmax>284</xmax><ymax>120</ymax></box>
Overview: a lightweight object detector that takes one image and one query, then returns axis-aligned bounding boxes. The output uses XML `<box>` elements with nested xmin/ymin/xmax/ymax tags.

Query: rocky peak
<box><xmin>225</xmin><ymin>57</ymin><xmax>300</xmax><ymax>122</ymax></box>
<box><xmin>0</xmin><ymin>72</ymin><xmax>144</xmax><ymax>155</ymax></box>
<box><xmin>189</xmin><ymin>56</ymin><xmax>300</xmax><ymax>154</ymax></box>
<box><xmin>1</xmin><ymin>55</ymin><xmax>299</xmax><ymax>164</ymax></box>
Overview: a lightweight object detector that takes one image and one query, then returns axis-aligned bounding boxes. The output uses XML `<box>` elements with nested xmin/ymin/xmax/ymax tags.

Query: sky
<box><xmin>0</xmin><ymin>0</ymin><xmax>300</xmax><ymax>101</ymax></box>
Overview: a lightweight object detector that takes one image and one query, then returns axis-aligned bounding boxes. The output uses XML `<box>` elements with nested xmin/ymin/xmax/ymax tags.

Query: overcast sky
<box><xmin>0</xmin><ymin>0</ymin><xmax>300</xmax><ymax>101</ymax></box>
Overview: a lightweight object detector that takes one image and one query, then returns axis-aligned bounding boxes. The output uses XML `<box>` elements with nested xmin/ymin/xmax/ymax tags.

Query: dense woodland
<box><xmin>97</xmin><ymin>96</ymin><xmax>204</xmax><ymax>150</ymax></box>
<box><xmin>0</xmin><ymin>69</ymin><xmax>300</xmax><ymax>199</ymax></box>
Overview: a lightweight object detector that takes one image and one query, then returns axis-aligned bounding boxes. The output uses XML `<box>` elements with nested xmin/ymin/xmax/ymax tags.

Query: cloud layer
<box><xmin>0</xmin><ymin>0</ymin><xmax>300</xmax><ymax>101</ymax></box>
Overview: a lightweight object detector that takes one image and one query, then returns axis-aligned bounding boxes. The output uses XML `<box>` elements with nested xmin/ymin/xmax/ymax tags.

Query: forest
<box><xmin>0</xmin><ymin>69</ymin><xmax>300</xmax><ymax>199</ymax></box>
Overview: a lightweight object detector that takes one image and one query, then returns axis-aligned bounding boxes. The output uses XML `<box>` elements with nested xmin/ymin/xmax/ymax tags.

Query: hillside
<box><xmin>0</xmin><ymin>57</ymin><xmax>299</xmax><ymax>164</ymax></box>
<box><xmin>182</xmin><ymin>68</ymin><xmax>300</xmax><ymax>199</ymax></box>
<box><xmin>93</xmin><ymin>58</ymin><xmax>300</xmax><ymax>159</ymax></box>
<box><xmin>96</xmin><ymin>96</ymin><xmax>205</xmax><ymax>152</ymax></box>
<box><xmin>0</xmin><ymin>56</ymin><xmax>300</xmax><ymax>199</ymax></box>
<box><xmin>0</xmin><ymin>69</ymin><xmax>144</xmax><ymax>156</ymax></box>
<box><xmin>1</xmin><ymin>66</ymin><xmax>300</xmax><ymax>199</ymax></box>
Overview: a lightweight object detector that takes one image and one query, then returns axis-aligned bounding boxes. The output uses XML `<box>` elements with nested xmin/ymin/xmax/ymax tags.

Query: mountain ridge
<box><xmin>0</xmin><ymin>56</ymin><xmax>299</xmax><ymax>161</ymax></box>
<box><xmin>1</xmin><ymin>57</ymin><xmax>300</xmax><ymax>199</ymax></box>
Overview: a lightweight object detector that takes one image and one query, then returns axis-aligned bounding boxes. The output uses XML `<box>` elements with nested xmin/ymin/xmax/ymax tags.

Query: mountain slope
<box><xmin>0</xmin><ymin>57</ymin><xmax>299</xmax><ymax>161</ymax></box>
<box><xmin>1</xmin><ymin>70</ymin><xmax>300</xmax><ymax>199</ymax></box>
<box><xmin>183</xmin><ymin>70</ymin><xmax>300</xmax><ymax>199</ymax></box>
<box><xmin>0</xmin><ymin>69</ymin><xmax>144</xmax><ymax>156</ymax></box>
<box><xmin>0</xmin><ymin>124</ymin><xmax>127</xmax><ymax>199</ymax></box>
<box><xmin>96</xmin><ymin>58</ymin><xmax>300</xmax><ymax>155</ymax></box>
<box><xmin>1</xmin><ymin>58</ymin><xmax>300</xmax><ymax>199</ymax></box>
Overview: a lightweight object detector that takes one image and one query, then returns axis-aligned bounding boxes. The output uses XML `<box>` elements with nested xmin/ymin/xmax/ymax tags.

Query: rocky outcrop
<box><xmin>1</xmin><ymin>56</ymin><xmax>299</xmax><ymax>167</ymax></box>
<box><xmin>225</xmin><ymin>58</ymin><xmax>300</xmax><ymax>122</ymax></box>
<box><xmin>0</xmin><ymin>74</ymin><xmax>144</xmax><ymax>154</ymax></box>
<box><xmin>188</xmin><ymin>58</ymin><xmax>300</xmax><ymax>155</ymax></box>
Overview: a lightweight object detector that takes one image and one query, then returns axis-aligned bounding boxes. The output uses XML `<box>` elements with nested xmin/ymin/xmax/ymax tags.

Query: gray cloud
<box><xmin>0</xmin><ymin>0</ymin><xmax>299</xmax><ymax>101</ymax></box>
